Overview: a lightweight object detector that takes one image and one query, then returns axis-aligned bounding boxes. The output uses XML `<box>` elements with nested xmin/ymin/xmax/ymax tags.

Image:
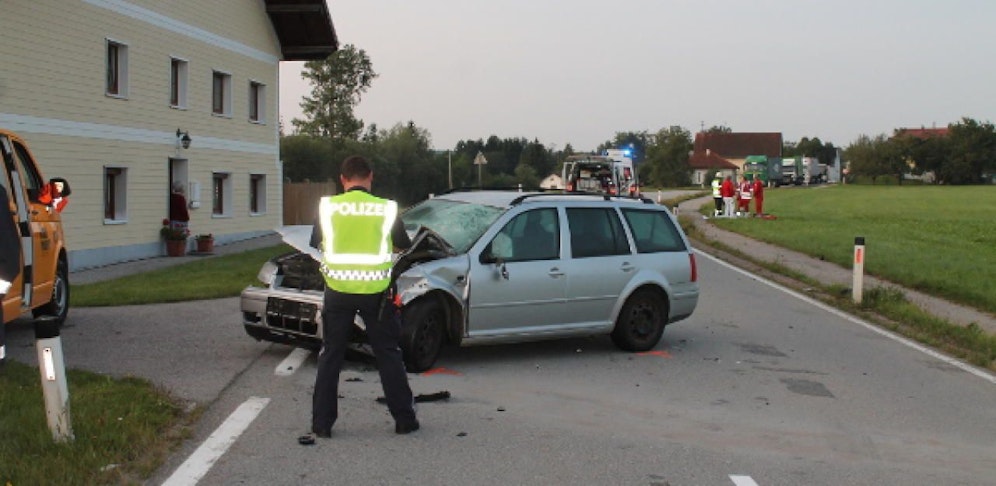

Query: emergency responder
<box><xmin>711</xmin><ymin>172</ymin><xmax>723</xmax><ymax>217</ymax></box>
<box><xmin>736</xmin><ymin>175</ymin><xmax>752</xmax><ymax>216</ymax></box>
<box><xmin>1</xmin><ymin>186</ymin><xmax>22</xmax><ymax>367</ymax></box>
<box><xmin>300</xmin><ymin>155</ymin><xmax>418</xmax><ymax>444</ymax></box>
<box><xmin>721</xmin><ymin>175</ymin><xmax>736</xmax><ymax>218</ymax></box>
<box><xmin>751</xmin><ymin>174</ymin><xmax>765</xmax><ymax>217</ymax></box>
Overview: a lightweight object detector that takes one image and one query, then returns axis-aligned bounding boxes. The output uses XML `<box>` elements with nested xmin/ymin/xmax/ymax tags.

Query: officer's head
<box><xmin>340</xmin><ymin>156</ymin><xmax>373</xmax><ymax>190</ymax></box>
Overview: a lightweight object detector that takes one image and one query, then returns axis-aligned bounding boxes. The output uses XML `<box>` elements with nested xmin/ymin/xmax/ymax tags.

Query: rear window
<box><xmin>621</xmin><ymin>208</ymin><xmax>687</xmax><ymax>253</ymax></box>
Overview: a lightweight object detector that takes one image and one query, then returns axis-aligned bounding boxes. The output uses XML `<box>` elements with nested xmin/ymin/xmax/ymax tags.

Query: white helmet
<box><xmin>715</xmin><ymin>172</ymin><xmax>722</xmax><ymax>178</ymax></box>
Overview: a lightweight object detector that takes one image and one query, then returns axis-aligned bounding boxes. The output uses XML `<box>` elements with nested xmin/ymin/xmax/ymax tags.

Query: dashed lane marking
<box><xmin>730</xmin><ymin>475</ymin><xmax>760</xmax><ymax>486</ymax></box>
<box><xmin>275</xmin><ymin>347</ymin><xmax>311</xmax><ymax>376</ymax></box>
<box><xmin>161</xmin><ymin>397</ymin><xmax>270</xmax><ymax>486</ymax></box>
<box><xmin>696</xmin><ymin>249</ymin><xmax>996</xmax><ymax>386</ymax></box>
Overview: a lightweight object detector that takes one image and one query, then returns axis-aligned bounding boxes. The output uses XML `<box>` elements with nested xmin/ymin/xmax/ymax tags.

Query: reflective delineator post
<box><xmin>672</xmin><ymin>205</ymin><xmax>679</xmax><ymax>216</ymax></box>
<box><xmin>35</xmin><ymin>316</ymin><xmax>74</xmax><ymax>442</ymax></box>
<box><xmin>852</xmin><ymin>236</ymin><xmax>865</xmax><ymax>304</ymax></box>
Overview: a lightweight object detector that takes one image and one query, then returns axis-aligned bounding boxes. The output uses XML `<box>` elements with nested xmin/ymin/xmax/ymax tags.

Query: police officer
<box><xmin>711</xmin><ymin>172</ymin><xmax>723</xmax><ymax>217</ymax></box>
<box><xmin>301</xmin><ymin>155</ymin><xmax>418</xmax><ymax>444</ymax></box>
<box><xmin>1</xmin><ymin>186</ymin><xmax>22</xmax><ymax>367</ymax></box>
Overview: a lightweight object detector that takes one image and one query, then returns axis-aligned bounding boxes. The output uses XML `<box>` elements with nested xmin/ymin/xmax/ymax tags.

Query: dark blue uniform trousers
<box><xmin>312</xmin><ymin>289</ymin><xmax>416</xmax><ymax>433</ymax></box>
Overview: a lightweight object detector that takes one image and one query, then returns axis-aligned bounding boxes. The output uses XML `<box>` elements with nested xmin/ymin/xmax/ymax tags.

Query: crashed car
<box><xmin>241</xmin><ymin>190</ymin><xmax>699</xmax><ymax>372</ymax></box>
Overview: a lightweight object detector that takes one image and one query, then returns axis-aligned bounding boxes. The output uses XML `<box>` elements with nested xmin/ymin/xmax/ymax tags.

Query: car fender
<box><xmin>609</xmin><ymin>269</ymin><xmax>672</xmax><ymax>323</ymax></box>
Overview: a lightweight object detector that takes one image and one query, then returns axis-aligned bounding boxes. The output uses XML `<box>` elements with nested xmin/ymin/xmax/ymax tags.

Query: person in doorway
<box><xmin>169</xmin><ymin>182</ymin><xmax>189</xmax><ymax>232</ymax></box>
<box><xmin>1</xmin><ymin>187</ymin><xmax>23</xmax><ymax>367</ymax></box>
<box><xmin>752</xmin><ymin>175</ymin><xmax>765</xmax><ymax>217</ymax></box>
<box><xmin>737</xmin><ymin>175</ymin><xmax>752</xmax><ymax>216</ymax></box>
<box><xmin>711</xmin><ymin>172</ymin><xmax>723</xmax><ymax>216</ymax></box>
<box><xmin>721</xmin><ymin>175</ymin><xmax>736</xmax><ymax>218</ymax></box>
<box><xmin>300</xmin><ymin>155</ymin><xmax>417</xmax><ymax>444</ymax></box>
<box><xmin>38</xmin><ymin>178</ymin><xmax>71</xmax><ymax>213</ymax></box>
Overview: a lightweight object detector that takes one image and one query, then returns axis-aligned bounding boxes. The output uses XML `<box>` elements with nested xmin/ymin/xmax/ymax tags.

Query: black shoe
<box><xmin>395</xmin><ymin>419</ymin><xmax>420</xmax><ymax>435</ymax></box>
<box><xmin>298</xmin><ymin>429</ymin><xmax>331</xmax><ymax>445</ymax></box>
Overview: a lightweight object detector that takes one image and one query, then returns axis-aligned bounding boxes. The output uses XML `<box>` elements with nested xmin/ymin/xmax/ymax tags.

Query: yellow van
<box><xmin>1</xmin><ymin>129</ymin><xmax>70</xmax><ymax>326</ymax></box>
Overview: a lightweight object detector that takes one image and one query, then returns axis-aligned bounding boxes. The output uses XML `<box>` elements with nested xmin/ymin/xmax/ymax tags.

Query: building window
<box><xmin>106</xmin><ymin>40</ymin><xmax>129</xmax><ymax>97</ymax></box>
<box><xmin>104</xmin><ymin>167</ymin><xmax>128</xmax><ymax>222</ymax></box>
<box><xmin>170</xmin><ymin>58</ymin><xmax>189</xmax><ymax>108</ymax></box>
<box><xmin>250</xmin><ymin>174</ymin><xmax>266</xmax><ymax>214</ymax></box>
<box><xmin>212</xmin><ymin>172</ymin><xmax>232</xmax><ymax>216</ymax></box>
<box><xmin>248</xmin><ymin>81</ymin><xmax>265</xmax><ymax>123</ymax></box>
<box><xmin>212</xmin><ymin>71</ymin><xmax>232</xmax><ymax>116</ymax></box>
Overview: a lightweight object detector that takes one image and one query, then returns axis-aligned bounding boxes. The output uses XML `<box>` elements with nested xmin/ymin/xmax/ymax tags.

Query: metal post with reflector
<box><xmin>35</xmin><ymin>316</ymin><xmax>74</xmax><ymax>442</ymax></box>
<box><xmin>852</xmin><ymin>236</ymin><xmax>865</xmax><ymax>305</ymax></box>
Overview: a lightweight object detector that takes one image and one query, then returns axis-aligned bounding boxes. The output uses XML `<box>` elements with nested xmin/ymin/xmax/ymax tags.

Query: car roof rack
<box><xmin>510</xmin><ymin>191</ymin><xmax>655</xmax><ymax>206</ymax></box>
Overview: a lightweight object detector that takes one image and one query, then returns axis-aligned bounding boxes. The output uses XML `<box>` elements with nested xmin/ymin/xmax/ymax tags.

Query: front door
<box><xmin>466</xmin><ymin>208</ymin><xmax>565</xmax><ymax>336</ymax></box>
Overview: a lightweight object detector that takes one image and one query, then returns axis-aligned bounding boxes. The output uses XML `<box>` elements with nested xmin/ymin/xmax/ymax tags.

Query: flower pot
<box><xmin>196</xmin><ymin>238</ymin><xmax>214</xmax><ymax>253</ymax></box>
<box><xmin>165</xmin><ymin>239</ymin><xmax>186</xmax><ymax>257</ymax></box>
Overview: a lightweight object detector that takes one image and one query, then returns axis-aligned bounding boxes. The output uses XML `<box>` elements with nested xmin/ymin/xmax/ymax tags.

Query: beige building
<box><xmin>0</xmin><ymin>0</ymin><xmax>336</xmax><ymax>270</ymax></box>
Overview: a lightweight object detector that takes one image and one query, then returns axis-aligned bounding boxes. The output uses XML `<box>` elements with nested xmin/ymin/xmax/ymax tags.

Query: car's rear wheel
<box><xmin>400</xmin><ymin>298</ymin><xmax>446</xmax><ymax>373</ymax></box>
<box><xmin>32</xmin><ymin>257</ymin><xmax>70</xmax><ymax>327</ymax></box>
<box><xmin>611</xmin><ymin>289</ymin><xmax>666</xmax><ymax>352</ymax></box>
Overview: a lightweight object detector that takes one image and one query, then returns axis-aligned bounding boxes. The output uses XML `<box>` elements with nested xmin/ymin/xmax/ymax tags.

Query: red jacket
<box><xmin>720</xmin><ymin>179</ymin><xmax>735</xmax><ymax>197</ymax></box>
<box><xmin>752</xmin><ymin>179</ymin><xmax>764</xmax><ymax>199</ymax></box>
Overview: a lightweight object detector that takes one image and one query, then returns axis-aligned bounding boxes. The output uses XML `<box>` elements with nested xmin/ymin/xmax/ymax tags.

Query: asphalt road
<box><xmin>112</xmin><ymin>254</ymin><xmax>995</xmax><ymax>485</ymax></box>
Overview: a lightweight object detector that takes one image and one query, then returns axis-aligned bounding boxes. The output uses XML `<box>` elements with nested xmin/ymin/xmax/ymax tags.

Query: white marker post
<box><xmin>35</xmin><ymin>316</ymin><xmax>73</xmax><ymax>442</ymax></box>
<box><xmin>672</xmin><ymin>205</ymin><xmax>679</xmax><ymax>216</ymax></box>
<box><xmin>852</xmin><ymin>236</ymin><xmax>865</xmax><ymax>304</ymax></box>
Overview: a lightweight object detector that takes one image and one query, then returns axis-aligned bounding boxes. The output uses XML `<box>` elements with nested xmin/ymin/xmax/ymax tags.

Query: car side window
<box><xmin>484</xmin><ymin>208</ymin><xmax>559</xmax><ymax>262</ymax></box>
<box><xmin>567</xmin><ymin>207</ymin><xmax>630</xmax><ymax>258</ymax></box>
<box><xmin>621</xmin><ymin>208</ymin><xmax>687</xmax><ymax>253</ymax></box>
<box><xmin>11</xmin><ymin>142</ymin><xmax>44</xmax><ymax>202</ymax></box>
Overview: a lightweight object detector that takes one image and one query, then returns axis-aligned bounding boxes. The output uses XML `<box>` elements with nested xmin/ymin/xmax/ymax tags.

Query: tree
<box><xmin>845</xmin><ymin>134</ymin><xmax>903</xmax><ymax>184</ymax></box>
<box><xmin>292</xmin><ymin>44</ymin><xmax>377</xmax><ymax>140</ymax></box>
<box><xmin>644</xmin><ymin>126</ymin><xmax>692</xmax><ymax>187</ymax></box>
<box><xmin>944</xmin><ymin>117</ymin><xmax>996</xmax><ymax>184</ymax></box>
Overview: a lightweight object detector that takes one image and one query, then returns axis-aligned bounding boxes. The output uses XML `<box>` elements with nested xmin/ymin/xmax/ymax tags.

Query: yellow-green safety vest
<box><xmin>711</xmin><ymin>178</ymin><xmax>722</xmax><ymax>197</ymax></box>
<box><xmin>318</xmin><ymin>191</ymin><xmax>398</xmax><ymax>294</ymax></box>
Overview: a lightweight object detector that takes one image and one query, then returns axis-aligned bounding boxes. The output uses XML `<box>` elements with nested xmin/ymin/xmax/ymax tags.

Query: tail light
<box><xmin>689</xmin><ymin>252</ymin><xmax>697</xmax><ymax>282</ymax></box>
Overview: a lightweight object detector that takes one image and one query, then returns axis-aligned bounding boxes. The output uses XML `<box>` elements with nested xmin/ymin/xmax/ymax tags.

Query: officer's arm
<box><xmin>309</xmin><ymin>218</ymin><xmax>322</xmax><ymax>250</ymax></box>
<box><xmin>392</xmin><ymin>217</ymin><xmax>412</xmax><ymax>252</ymax></box>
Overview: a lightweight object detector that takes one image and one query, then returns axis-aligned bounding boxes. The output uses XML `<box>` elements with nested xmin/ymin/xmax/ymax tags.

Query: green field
<box><xmin>708</xmin><ymin>185</ymin><xmax>996</xmax><ymax>315</ymax></box>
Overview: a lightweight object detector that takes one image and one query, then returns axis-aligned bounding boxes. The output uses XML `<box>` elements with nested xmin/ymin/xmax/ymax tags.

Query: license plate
<box><xmin>266</xmin><ymin>297</ymin><xmax>317</xmax><ymax>321</ymax></box>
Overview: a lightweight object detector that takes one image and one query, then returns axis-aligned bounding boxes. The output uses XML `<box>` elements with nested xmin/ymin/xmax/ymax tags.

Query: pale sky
<box><xmin>279</xmin><ymin>0</ymin><xmax>996</xmax><ymax>152</ymax></box>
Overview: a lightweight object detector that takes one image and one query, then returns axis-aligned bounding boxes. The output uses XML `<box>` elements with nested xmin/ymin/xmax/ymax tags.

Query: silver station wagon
<box><xmin>241</xmin><ymin>190</ymin><xmax>699</xmax><ymax>372</ymax></box>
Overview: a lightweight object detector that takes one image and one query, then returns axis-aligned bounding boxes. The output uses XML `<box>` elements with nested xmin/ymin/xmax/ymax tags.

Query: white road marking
<box><xmin>275</xmin><ymin>347</ymin><xmax>311</xmax><ymax>376</ymax></box>
<box><xmin>161</xmin><ymin>397</ymin><xmax>270</xmax><ymax>486</ymax></box>
<box><xmin>696</xmin><ymin>249</ymin><xmax>996</xmax><ymax>386</ymax></box>
<box><xmin>730</xmin><ymin>475</ymin><xmax>760</xmax><ymax>486</ymax></box>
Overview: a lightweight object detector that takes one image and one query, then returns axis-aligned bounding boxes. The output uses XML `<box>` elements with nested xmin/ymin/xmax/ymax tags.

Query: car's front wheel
<box><xmin>611</xmin><ymin>289</ymin><xmax>666</xmax><ymax>352</ymax></box>
<box><xmin>400</xmin><ymin>298</ymin><xmax>446</xmax><ymax>373</ymax></box>
<box><xmin>33</xmin><ymin>257</ymin><xmax>70</xmax><ymax>327</ymax></box>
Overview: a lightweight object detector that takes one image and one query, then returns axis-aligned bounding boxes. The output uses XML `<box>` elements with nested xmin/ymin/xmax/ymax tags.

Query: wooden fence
<box><xmin>283</xmin><ymin>181</ymin><xmax>338</xmax><ymax>225</ymax></box>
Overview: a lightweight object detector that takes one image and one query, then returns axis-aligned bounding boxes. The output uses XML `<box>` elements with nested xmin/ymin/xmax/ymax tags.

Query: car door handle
<box><xmin>620</xmin><ymin>262</ymin><xmax>635</xmax><ymax>272</ymax></box>
<box><xmin>548</xmin><ymin>267</ymin><xmax>564</xmax><ymax>277</ymax></box>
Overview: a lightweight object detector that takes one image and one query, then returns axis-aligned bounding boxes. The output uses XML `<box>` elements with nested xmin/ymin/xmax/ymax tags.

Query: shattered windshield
<box><xmin>402</xmin><ymin>198</ymin><xmax>505</xmax><ymax>253</ymax></box>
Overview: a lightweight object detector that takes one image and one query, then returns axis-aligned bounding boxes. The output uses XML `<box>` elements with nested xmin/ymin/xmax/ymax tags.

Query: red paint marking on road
<box><xmin>421</xmin><ymin>367</ymin><xmax>462</xmax><ymax>376</ymax></box>
<box><xmin>637</xmin><ymin>350</ymin><xmax>672</xmax><ymax>358</ymax></box>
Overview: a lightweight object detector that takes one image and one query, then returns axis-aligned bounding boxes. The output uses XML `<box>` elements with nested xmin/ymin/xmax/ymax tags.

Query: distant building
<box><xmin>0</xmin><ymin>0</ymin><xmax>337</xmax><ymax>270</ymax></box>
<box><xmin>691</xmin><ymin>132</ymin><xmax>783</xmax><ymax>172</ymax></box>
<box><xmin>687</xmin><ymin>150</ymin><xmax>739</xmax><ymax>186</ymax></box>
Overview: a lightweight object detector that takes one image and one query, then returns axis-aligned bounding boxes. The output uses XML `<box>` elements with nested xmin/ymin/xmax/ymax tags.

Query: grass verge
<box><xmin>0</xmin><ymin>360</ymin><xmax>195</xmax><ymax>485</ymax></box>
<box><xmin>73</xmin><ymin>244</ymin><xmax>293</xmax><ymax>306</ymax></box>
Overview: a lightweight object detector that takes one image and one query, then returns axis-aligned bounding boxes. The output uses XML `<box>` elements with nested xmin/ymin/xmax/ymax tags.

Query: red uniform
<box><xmin>737</xmin><ymin>180</ymin><xmax>752</xmax><ymax>213</ymax></box>
<box><xmin>752</xmin><ymin>179</ymin><xmax>764</xmax><ymax>216</ymax></box>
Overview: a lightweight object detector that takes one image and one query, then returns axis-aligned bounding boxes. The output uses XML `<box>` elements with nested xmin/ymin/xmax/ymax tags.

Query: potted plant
<box><xmin>161</xmin><ymin>219</ymin><xmax>189</xmax><ymax>256</ymax></box>
<box><xmin>195</xmin><ymin>233</ymin><xmax>214</xmax><ymax>253</ymax></box>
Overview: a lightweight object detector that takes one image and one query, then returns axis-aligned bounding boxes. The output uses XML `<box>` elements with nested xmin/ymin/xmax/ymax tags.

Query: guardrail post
<box><xmin>35</xmin><ymin>316</ymin><xmax>74</xmax><ymax>442</ymax></box>
<box><xmin>852</xmin><ymin>236</ymin><xmax>865</xmax><ymax>304</ymax></box>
